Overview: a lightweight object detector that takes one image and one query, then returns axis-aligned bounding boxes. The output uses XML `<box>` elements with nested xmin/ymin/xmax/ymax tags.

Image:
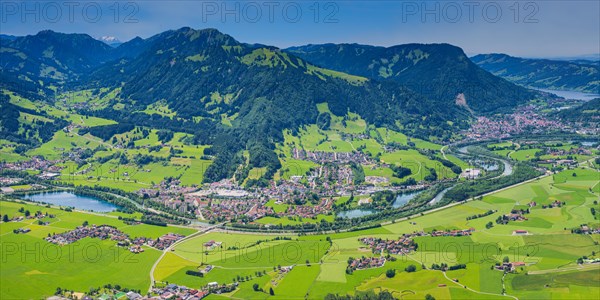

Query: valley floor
<box><xmin>2</xmin><ymin>167</ymin><xmax>598</xmax><ymax>299</ymax></box>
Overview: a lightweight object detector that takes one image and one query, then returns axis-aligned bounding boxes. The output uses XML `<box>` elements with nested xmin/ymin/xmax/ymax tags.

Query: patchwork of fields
<box><xmin>146</xmin><ymin>168</ymin><xmax>599</xmax><ymax>299</ymax></box>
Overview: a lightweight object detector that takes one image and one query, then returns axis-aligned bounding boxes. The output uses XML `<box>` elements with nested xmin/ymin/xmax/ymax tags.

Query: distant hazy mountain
<box><xmin>543</xmin><ymin>54</ymin><xmax>600</xmax><ymax>62</ymax></box>
<box><xmin>98</xmin><ymin>36</ymin><xmax>123</xmax><ymax>47</ymax></box>
<box><xmin>471</xmin><ymin>53</ymin><xmax>600</xmax><ymax>93</ymax></box>
<box><xmin>1</xmin><ymin>30</ymin><xmax>114</xmax><ymax>81</ymax></box>
<box><xmin>0</xmin><ymin>31</ymin><xmax>160</xmax><ymax>84</ymax></box>
<box><xmin>569</xmin><ymin>59</ymin><xmax>599</xmax><ymax>67</ymax></box>
<box><xmin>286</xmin><ymin>43</ymin><xmax>534</xmax><ymax>114</ymax></box>
<box><xmin>0</xmin><ymin>34</ymin><xmax>18</xmax><ymax>41</ymax></box>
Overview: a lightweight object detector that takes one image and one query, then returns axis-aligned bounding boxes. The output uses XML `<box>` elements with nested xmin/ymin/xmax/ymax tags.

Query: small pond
<box><xmin>338</xmin><ymin>190</ymin><xmax>423</xmax><ymax>218</ymax></box>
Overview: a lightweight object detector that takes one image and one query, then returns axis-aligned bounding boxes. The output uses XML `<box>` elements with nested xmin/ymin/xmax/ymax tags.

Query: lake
<box><xmin>337</xmin><ymin>208</ymin><xmax>376</xmax><ymax>219</ymax></box>
<box><xmin>21</xmin><ymin>191</ymin><xmax>119</xmax><ymax>212</ymax></box>
<box><xmin>338</xmin><ymin>191</ymin><xmax>422</xmax><ymax>218</ymax></box>
<box><xmin>392</xmin><ymin>190</ymin><xmax>422</xmax><ymax>208</ymax></box>
<box><xmin>535</xmin><ymin>88</ymin><xmax>599</xmax><ymax>101</ymax></box>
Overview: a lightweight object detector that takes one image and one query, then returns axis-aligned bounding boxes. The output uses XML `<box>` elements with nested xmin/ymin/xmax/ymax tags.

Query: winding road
<box><xmin>148</xmin><ymin>222</ymin><xmax>226</xmax><ymax>292</ymax></box>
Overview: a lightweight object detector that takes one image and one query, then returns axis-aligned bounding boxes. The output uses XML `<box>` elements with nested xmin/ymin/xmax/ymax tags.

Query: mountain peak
<box><xmin>37</xmin><ymin>29</ymin><xmax>56</xmax><ymax>35</ymax></box>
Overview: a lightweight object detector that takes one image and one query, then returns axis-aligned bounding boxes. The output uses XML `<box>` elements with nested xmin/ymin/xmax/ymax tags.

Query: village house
<box><xmin>496</xmin><ymin>261</ymin><xmax>526</xmax><ymax>272</ymax></box>
<box><xmin>513</xmin><ymin>230</ymin><xmax>529</xmax><ymax>235</ymax></box>
<box><xmin>347</xmin><ymin>256</ymin><xmax>386</xmax><ymax>271</ymax></box>
<box><xmin>430</xmin><ymin>228</ymin><xmax>475</xmax><ymax>237</ymax></box>
<box><xmin>359</xmin><ymin>236</ymin><xmax>417</xmax><ymax>255</ymax></box>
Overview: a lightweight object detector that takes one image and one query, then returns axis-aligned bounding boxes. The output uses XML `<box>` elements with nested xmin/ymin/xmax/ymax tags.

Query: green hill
<box><xmin>286</xmin><ymin>43</ymin><xmax>534</xmax><ymax>113</ymax></box>
<box><xmin>83</xmin><ymin>28</ymin><xmax>473</xmax><ymax>182</ymax></box>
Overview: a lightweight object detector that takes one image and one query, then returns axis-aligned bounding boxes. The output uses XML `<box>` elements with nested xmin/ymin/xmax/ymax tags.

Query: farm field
<box><xmin>0</xmin><ymin>200</ymin><xmax>197</xmax><ymax>299</ymax></box>
<box><xmin>146</xmin><ymin>167</ymin><xmax>600</xmax><ymax>299</ymax></box>
<box><xmin>21</xmin><ymin>124</ymin><xmax>213</xmax><ymax>191</ymax></box>
<box><xmin>274</xmin><ymin>103</ymin><xmax>466</xmax><ymax>185</ymax></box>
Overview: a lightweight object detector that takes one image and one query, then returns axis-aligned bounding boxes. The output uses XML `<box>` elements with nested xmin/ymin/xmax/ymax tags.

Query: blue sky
<box><xmin>1</xmin><ymin>0</ymin><xmax>598</xmax><ymax>58</ymax></box>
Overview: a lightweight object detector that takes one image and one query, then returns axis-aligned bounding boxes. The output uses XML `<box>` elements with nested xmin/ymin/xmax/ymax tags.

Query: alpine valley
<box><xmin>0</xmin><ymin>28</ymin><xmax>599</xmax><ymax>300</ymax></box>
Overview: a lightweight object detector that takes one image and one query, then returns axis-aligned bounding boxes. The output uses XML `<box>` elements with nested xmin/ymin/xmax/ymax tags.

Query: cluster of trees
<box><xmin>156</xmin><ymin>129</ymin><xmax>174</xmax><ymax>143</ymax></box>
<box><xmin>424</xmin><ymin>168</ymin><xmax>438</xmax><ymax>181</ymax></box>
<box><xmin>83</xmin><ymin>123</ymin><xmax>135</xmax><ymax>141</ymax></box>
<box><xmin>443</xmin><ymin>163</ymin><xmax>541</xmax><ymax>204</ymax></box>
<box><xmin>140</xmin><ymin>215</ymin><xmax>167</xmax><ymax>226</ymax></box>
<box><xmin>349</xmin><ymin>162</ymin><xmax>365</xmax><ymax>185</ymax></box>
<box><xmin>385</xmin><ymin>269</ymin><xmax>396</xmax><ymax>278</ymax></box>
<box><xmin>393</xmin><ymin>177</ymin><xmax>417</xmax><ymax>186</ymax></box>
<box><xmin>0</xmin><ymin>93</ymin><xmax>67</xmax><ymax>149</ymax></box>
<box><xmin>371</xmin><ymin>190</ymin><xmax>396</xmax><ymax>207</ymax></box>
<box><xmin>227</xmin><ymin>219</ymin><xmax>383</xmax><ymax>234</ymax></box>
<box><xmin>430</xmin><ymin>263</ymin><xmax>465</xmax><ymax>271</ymax></box>
<box><xmin>133</xmin><ymin>153</ymin><xmax>166</xmax><ymax>166</ymax></box>
<box><xmin>430</xmin><ymin>156</ymin><xmax>462</xmax><ymax>174</ymax></box>
<box><xmin>404</xmin><ymin>264</ymin><xmax>417</xmax><ymax>272</ymax></box>
<box><xmin>390</xmin><ymin>165</ymin><xmax>412</xmax><ymax>179</ymax></box>
<box><xmin>185</xmin><ymin>270</ymin><xmax>204</xmax><ymax>277</ymax></box>
<box><xmin>324</xmin><ymin>290</ymin><xmax>396</xmax><ymax>300</ymax></box>
<box><xmin>466</xmin><ymin>209</ymin><xmax>496</xmax><ymax>220</ymax></box>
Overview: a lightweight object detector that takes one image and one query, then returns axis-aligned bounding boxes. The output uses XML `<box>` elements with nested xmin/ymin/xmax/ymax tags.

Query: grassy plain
<box><xmin>0</xmin><ymin>200</ymin><xmax>196</xmax><ymax>299</ymax></box>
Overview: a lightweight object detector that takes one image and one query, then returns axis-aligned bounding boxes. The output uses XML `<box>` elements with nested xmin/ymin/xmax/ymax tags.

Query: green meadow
<box><xmin>0</xmin><ymin>200</ymin><xmax>197</xmax><ymax>299</ymax></box>
<box><xmin>274</xmin><ymin>103</ymin><xmax>465</xmax><ymax>184</ymax></box>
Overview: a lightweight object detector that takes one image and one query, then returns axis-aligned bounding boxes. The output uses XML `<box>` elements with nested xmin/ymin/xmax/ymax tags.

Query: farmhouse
<box><xmin>13</xmin><ymin>228</ymin><xmax>31</xmax><ymax>234</ymax></box>
<box><xmin>460</xmin><ymin>168</ymin><xmax>481</xmax><ymax>179</ymax></box>
<box><xmin>0</xmin><ymin>187</ymin><xmax>14</xmax><ymax>193</ymax></box>
<box><xmin>125</xmin><ymin>291</ymin><xmax>142</xmax><ymax>300</ymax></box>
<box><xmin>496</xmin><ymin>261</ymin><xmax>526</xmax><ymax>272</ymax></box>
<box><xmin>347</xmin><ymin>256</ymin><xmax>386</xmax><ymax>271</ymax></box>
<box><xmin>430</xmin><ymin>228</ymin><xmax>475</xmax><ymax>237</ymax></box>
<box><xmin>199</xmin><ymin>264</ymin><xmax>213</xmax><ymax>274</ymax></box>
<box><xmin>359</xmin><ymin>236</ymin><xmax>417</xmax><ymax>255</ymax></box>
<box><xmin>129</xmin><ymin>245</ymin><xmax>144</xmax><ymax>254</ymax></box>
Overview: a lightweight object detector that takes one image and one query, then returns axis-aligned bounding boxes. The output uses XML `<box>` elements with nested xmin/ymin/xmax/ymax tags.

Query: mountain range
<box><xmin>1</xmin><ymin>27</ymin><xmax>536</xmax><ymax>182</ymax></box>
<box><xmin>471</xmin><ymin>53</ymin><xmax>600</xmax><ymax>93</ymax></box>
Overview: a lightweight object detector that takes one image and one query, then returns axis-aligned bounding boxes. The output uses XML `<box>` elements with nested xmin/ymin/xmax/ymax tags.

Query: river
<box><xmin>429</xmin><ymin>145</ymin><xmax>514</xmax><ymax>205</ymax></box>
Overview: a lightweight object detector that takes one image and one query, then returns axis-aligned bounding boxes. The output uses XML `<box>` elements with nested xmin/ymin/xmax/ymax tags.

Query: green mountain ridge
<box><xmin>84</xmin><ymin>27</ymin><xmax>470</xmax><ymax>181</ymax></box>
<box><xmin>1</xmin><ymin>30</ymin><xmax>114</xmax><ymax>82</ymax></box>
<box><xmin>286</xmin><ymin>43</ymin><xmax>534</xmax><ymax>113</ymax></box>
<box><xmin>1</xmin><ymin>27</ymin><xmax>533</xmax><ymax>183</ymax></box>
<box><xmin>471</xmin><ymin>53</ymin><xmax>600</xmax><ymax>93</ymax></box>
